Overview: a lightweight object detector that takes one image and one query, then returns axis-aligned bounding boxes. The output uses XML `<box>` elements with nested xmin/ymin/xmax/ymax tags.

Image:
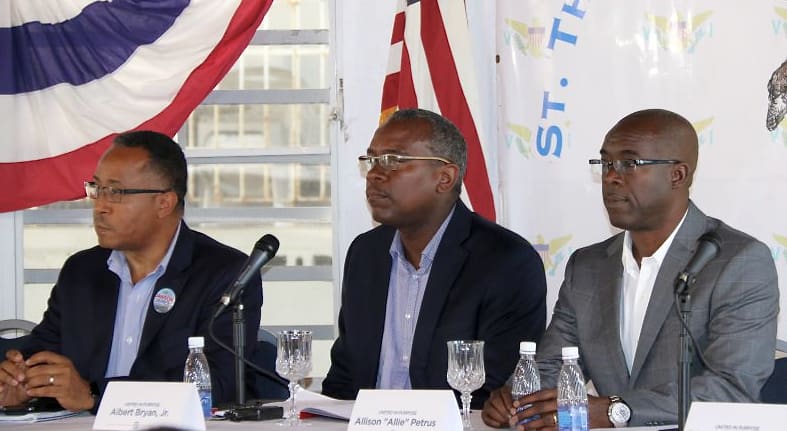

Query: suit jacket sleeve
<box><xmin>477</xmin><ymin>241</ymin><xmax>547</xmax><ymax>396</ymax></box>
<box><xmin>536</xmin><ymin>251</ymin><xmax>581</xmax><ymax>389</ymax></box>
<box><xmin>321</xmin><ymin>238</ymin><xmax>359</xmax><ymax>400</ymax></box>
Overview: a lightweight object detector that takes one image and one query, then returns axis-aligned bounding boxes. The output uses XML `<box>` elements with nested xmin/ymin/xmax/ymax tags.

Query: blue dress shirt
<box><xmin>105</xmin><ymin>224</ymin><xmax>180</xmax><ymax>378</ymax></box>
<box><xmin>376</xmin><ymin>206</ymin><xmax>455</xmax><ymax>389</ymax></box>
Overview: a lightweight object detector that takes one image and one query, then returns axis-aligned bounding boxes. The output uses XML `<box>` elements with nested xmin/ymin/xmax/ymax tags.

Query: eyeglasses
<box><xmin>588</xmin><ymin>159</ymin><xmax>681</xmax><ymax>176</ymax></box>
<box><xmin>358</xmin><ymin>154</ymin><xmax>452</xmax><ymax>172</ymax></box>
<box><xmin>84</xmin><ymin>181</ymin><xmax>171</xmax><ymax>203</ymax></box>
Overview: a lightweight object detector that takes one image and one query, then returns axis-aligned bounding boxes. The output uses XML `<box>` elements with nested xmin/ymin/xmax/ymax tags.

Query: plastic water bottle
<box><xmin>184</xmin><ymin>336</ymin><xmax>212</xmax><ymax>418</ymax></box>
<box><xmin>557</xmin><ymin>346</ymin><xmax>588</xmax><ymax>431</ymax></box>
<box><xmin>511</xmin><ymin>341</ymin><xmax>540</xmax><ymax>424</ymax></box>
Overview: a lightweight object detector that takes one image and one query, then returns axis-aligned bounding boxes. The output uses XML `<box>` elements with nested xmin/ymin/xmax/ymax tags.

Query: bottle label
<box><xmin>557</xmin><ymin>405</ymin><xmax>588</xmax><ymax>431</ymax></box>
<box><xmin>198</xmin><ymin>389</ymin><xmax>212</xmax><ymax>418</ymax></box>
<box><xmin>512</xmin><ymin>402</ymin><xmax>540</xmax><ymax>425</ymax></box>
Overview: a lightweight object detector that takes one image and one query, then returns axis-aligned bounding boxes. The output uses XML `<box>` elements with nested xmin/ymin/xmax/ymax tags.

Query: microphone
<box><xmin>674</xmin><ymin>231</ymin><xmax>722</xmax><ymax>294</ymax></box>
<box><xmin>216</xmin><ymin>234</ymin><xmax>279</xmax><ymax>317</ymax></box>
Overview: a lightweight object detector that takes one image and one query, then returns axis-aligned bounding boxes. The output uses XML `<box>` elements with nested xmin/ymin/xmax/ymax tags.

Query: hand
<box><xmin>0</xmin><ymin>350</ymin><xmax>31</xmax><ymax>407</ymax></box>
<box><xmin>23</xmin><ymin>351</ymin><xmax>95</xmax><ymax>412</ymax></box>
<box><xmin>511</xmin><ymin>392</ymin><xmax>614</xmax><ymax>430</ymax></box>
<box><xmin>587</xmin><ymin>395</ymin><xmax>614</xmax><ymax>428</ymax></box>
<box><xmin>481</xmin><ymin>386</ymin><xmax>514</xmax><ymax>428</ymax></box>
<box><xmin>511</xmin><ymin>388</ymin><xmax>558</xmax><ymax>430</ymax></box>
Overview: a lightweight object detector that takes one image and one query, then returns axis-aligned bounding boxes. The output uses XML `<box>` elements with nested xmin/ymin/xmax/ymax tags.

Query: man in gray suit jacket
<box><xmin>482</xmin><ymin>109</ymin><xmax>779</xmax><ymax>429</ymax></box>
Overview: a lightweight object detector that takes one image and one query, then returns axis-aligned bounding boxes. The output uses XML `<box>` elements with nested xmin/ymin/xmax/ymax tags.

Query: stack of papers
<box><xmin>295</xmin><ymin>388</ymin><xmax>354</xmax><ymax>421</ymax></box>
<box><xmin>0</xmin><ymin>409</ymin><xmax>86</xmax><ymax>423</ymax></box>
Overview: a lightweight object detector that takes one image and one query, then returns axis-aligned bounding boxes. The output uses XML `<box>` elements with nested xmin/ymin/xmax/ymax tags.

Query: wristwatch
<box><xmin>607</xmin><ymin>395</ymin><xmax>631</xmax><ymax>427</ymax></box>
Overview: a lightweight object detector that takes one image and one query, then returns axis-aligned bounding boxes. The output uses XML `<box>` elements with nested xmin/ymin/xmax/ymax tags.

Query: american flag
<box><xmin>380</xmin><ymin>0</ymin><xmax>496</xmax><ymax>221</ymax></box>
<box><xmin>0</xmin><ymin>0</ymin><xmax>272</xmax><ymax>213</ymax></box>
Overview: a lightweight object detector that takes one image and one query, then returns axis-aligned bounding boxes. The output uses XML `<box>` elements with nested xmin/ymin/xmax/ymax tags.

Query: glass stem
<box><xmin>461</xmin><ymin>392</ymin><xmax>472</xmax><ymax>428</ymax></box>
<box><xmin>288</xmin><ymin>381</ymin><xmax>298</xmax><ymax>420</ymax></box>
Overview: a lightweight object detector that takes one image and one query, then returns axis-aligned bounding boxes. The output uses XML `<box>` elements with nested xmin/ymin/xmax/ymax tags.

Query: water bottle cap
<box><xmin>561</xmin><ymin>346</ymin><xmax>579</xmax><ymax>359</ymax></box>
<box><xmin>519</xmin><ymin>341</ymin><xmax>537</xmax><ymax>354</ymax></box>
<box><xmin>188</xmin><ymin>336</ymin><xmax>205</xmax><ymax>348</ymax></box>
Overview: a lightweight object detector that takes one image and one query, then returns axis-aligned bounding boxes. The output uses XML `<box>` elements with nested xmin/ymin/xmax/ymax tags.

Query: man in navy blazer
<box><xmin>322</xmin><ymin>109</ymin><xmax>547</xmax><ymax>408</ymax></box>
<box><xmin>0</xmin><ymin>131</ymin><xmax>262</xmax><ymax>412</ymax></box>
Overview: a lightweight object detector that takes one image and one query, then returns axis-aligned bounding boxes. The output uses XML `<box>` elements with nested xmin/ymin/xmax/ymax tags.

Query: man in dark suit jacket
<box><xmin>482</xmin><ymin>109</ymin><xmax>778</xmax><ymax>429</ymax></box>
<box><xmin>0</xmin><ymin>131</ymin><xmax>262</xmax><ymax>412</ymax></box>
<box><xmin>322</xmin><ymin>109</ymin><xmax>547</xmax><ymax>408</ymax></box>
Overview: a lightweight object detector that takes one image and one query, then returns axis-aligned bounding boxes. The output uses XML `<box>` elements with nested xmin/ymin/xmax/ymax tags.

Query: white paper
<box><xmin>0</xmin><ymin>409</ymin><xmax>86</xmax><ymax>423</ymax></box>
<box><xmin>348</xmin><ymin>389</ymin><xmax>461</xmax><ymax>430</ymax></box>
<box><xmin>297</xmin><ymin>388</ymin><xmax>355</xmax><ymax>421</ymax></box>
<box><xmin>92</xmin><ymin>381</ymin><xmax>205</xmax><ymax>431</ymax></box>
<box><xmin>685</xmin><ymin>401</ymin><xmax>787</xmax><ymax>431</ymax></box>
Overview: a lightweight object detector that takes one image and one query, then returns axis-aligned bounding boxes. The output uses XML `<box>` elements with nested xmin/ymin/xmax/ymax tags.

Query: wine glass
<box><xmin>446</xmin><ymin>340</ymin><xmax>485</xmax><ymax>429</ymax></box>
<box><xmin>275</xmin><ymin>330</ymin><xmax>313</xmax><ymax>426</ymax></box>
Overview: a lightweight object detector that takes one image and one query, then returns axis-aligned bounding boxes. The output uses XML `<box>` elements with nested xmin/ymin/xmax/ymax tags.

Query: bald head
<box><xmin>607</xmin><ymin>109</ymin><xmax>698</xmax><ymax>185</ymax></box>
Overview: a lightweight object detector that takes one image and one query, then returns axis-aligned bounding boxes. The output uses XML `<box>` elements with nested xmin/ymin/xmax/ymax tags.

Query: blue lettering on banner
<box><xmin>536</xmin><ymin>125</ymin><xmax>562</xmax><ymax>157</ymax></box>
<box><xmin>547</xmin><ymin>0</ymin><xmax>586</xmax><ymax>49</ymax></box>
<box><xmin>534</xmin><ymin>2</ymin><xmax>586</xmax><ymax>159</ymax></box>
<box><xmin>536</xmin><ymin>78</ymin><xmax>571</xmax><ymax>158</ymax></box>
<box><xmin>540</xmin><ymin>91</ymin><xmax>565</xmax><ymax>119</ymax></box>
<box><xmin>773</xmin><ymin>18</ymin><xmax>787</xmax><ymax>38</ymax></box>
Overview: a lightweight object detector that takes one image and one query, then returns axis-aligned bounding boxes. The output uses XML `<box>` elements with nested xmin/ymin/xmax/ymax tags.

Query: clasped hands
<box><xmin>0</xmin><ymin>349</ymin><xmax>95</xmax><ymax>412</ymax></box>
<box><xmin>481</xmin><ymin>386</ymin><xmax>613</xmax><ymax>430</ymax></box>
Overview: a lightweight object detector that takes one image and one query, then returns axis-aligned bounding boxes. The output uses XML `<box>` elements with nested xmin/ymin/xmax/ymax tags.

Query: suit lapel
<box><xmin>91</xmin><ymin>267</ymin><xmax>121</xmax><ymax>373</ymax></box>
<box><xmin>595</xmin><ymin>236</ymin><xmax>630</xmax><ymax>386</ymax></box>
<box><xmin>136</xmin><ymin>222</ymin><xmax>193</xmax><ymax>357</ymax></box>
<box><xmin>629</xmin><ymin>202</ymin><xmax>708</xmax><ymax>383</ymax></box>
<box><xmin>409</xmin><ymin>202</ymin><xmax>470</xmax><ymax>383</ymax></box>
<box><xmin>359</xmin><ymin>229</ymin><xmax>395</xmax><ymax>386</ymax></box>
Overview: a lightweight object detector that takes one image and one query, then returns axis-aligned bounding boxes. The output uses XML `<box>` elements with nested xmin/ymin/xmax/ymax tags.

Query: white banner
<box><xmin>497</xmin><ymin>1</ymin><xmax>787</xmax><ymax>340</ymax></box>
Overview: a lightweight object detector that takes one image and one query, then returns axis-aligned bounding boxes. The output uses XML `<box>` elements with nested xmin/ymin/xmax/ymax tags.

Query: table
<box><xmin>0</xmin><ymin>414</ymin><xmax>673</xmax><ymax>431</ymax></box>
<box><xmin>0</xmin><ymin>411</ymin><xmax>497</xmax><ymax>430</ymax></box>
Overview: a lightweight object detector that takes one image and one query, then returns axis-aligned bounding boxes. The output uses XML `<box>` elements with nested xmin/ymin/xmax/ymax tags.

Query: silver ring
<box><xmin>48</xmin><ymin>375</ymin><xmax>55</xmax><ymax>385</ymax></box>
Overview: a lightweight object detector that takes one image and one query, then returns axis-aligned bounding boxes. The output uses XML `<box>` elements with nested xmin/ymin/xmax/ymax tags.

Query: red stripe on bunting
<box><xmin>0</xmin><ymin>0</ymin><xmax>273</xmax><ymax>213</ymax></box>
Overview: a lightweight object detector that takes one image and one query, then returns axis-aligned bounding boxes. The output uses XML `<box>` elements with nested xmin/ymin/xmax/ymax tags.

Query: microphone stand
<box><xmin>675</xmin><ymin>274</ymin><xmax>693</xmax><ymax>431</ymax></box>
<box><xmin>220</xmin><ymin>295</ymin><xmax>284</xmax><ymax>422</ymax></box>
<box><xmin>232</xmin><ymin>301</ymin><xmax>246</xmax><ymax>406</ymax></box>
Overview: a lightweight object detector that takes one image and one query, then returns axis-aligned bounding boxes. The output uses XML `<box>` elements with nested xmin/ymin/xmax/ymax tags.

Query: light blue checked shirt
<box><xmin>376</xmin><ymin>206</ymin><xmax>455</xmax><ymax>389</ymax></box>
<box><xmin>105</xmin><ymin>224</ymin><xmax>180</xmax><ymax>378</ymax></box>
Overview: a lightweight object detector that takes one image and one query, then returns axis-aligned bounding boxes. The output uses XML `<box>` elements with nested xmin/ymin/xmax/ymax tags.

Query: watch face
<box><xmin>610</xmin><ymin>402</ymin><xmax>631</xmax><ymax>424</ymax></box>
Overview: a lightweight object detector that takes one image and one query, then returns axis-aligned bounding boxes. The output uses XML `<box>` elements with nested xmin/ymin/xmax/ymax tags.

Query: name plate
<box><xmin>93</xmin><ymin>381</ymin><xmax>205</xmax><ymax>431</ymax></box>
<box><xmin>685</xmin><ymin>401</ymin><xmax>787</xmax><ymax>431</ymax></box>
<box><xmin>348</xmin><ymin>389</ymin><xmax>461</xmax><ymax>430</ymax></box>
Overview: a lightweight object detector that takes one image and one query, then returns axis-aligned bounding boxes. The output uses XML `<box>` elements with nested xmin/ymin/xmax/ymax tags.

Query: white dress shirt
<box><xmin>620</xmin><ymin>211</ymin><xmax>687</xmax><ymax>371</ymax></box>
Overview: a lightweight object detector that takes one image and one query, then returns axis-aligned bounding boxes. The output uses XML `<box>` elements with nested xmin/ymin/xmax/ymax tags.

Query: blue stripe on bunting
<box><xmin>0</xmin><ymin>0</ymin><xmax>190</xmax><ymax>95</ymax></box>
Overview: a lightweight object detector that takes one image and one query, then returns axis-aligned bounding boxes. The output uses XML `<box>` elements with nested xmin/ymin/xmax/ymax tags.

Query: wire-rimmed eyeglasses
<box><xmin>84</xmin><ymin>181</ymin><xmax>171</xmax><ymax>203</ymax></box>
<box><xmin>358</xmin><ymin>153</ymin><xmax>452</xmax><ymax>172</ymax></box>
<box><xmin>588</xmin><ymin>159</ymin><xmax>681</xmax><ymax>176</ymax></box>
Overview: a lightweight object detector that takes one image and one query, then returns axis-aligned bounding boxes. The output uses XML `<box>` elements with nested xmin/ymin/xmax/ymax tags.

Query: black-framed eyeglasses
<box><xmin>588</xmin><ymin>159</ymin><xmax>681</xmax><ymax>176</ymax></box>
<box><xmin>358</xmin><ymin>153</ymin><xmax>453</xmax><ymax>172</ymax></box>
<box><xmin>84</xmin><ymin>181</ymin><xmax>171</xmax><ymax>203</ymax></box>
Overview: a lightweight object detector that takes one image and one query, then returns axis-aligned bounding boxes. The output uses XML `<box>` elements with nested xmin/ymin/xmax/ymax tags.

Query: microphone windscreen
<box><xmin>255</xmin><ymin>234</ymin><xmax>279</xmax><ymax>256</ymax></box>
<box><xmin>697</xmin><ymin>231</ymin><xmax>722</xmax><ymax>250</ymax></box>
